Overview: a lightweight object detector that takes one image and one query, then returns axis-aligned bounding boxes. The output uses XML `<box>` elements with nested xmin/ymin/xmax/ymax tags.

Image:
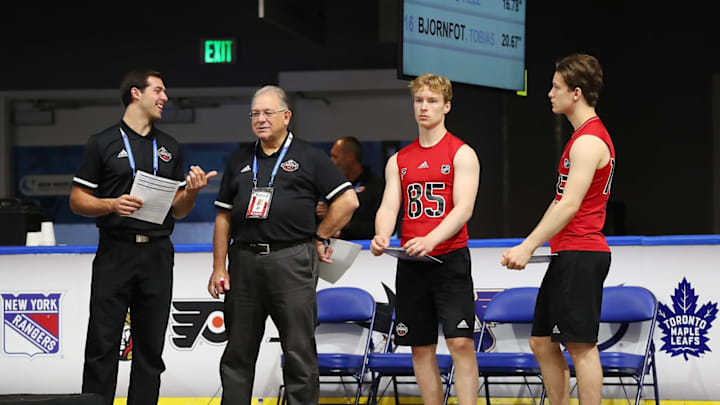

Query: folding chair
<box><xmin>277</xmin><ymin>287</ymin><xmax>376</xmax><ymax>405</ymax></box>
<box><xmin>471</xmin><ymin>287</ymin><xmax>545</xmax><ymax>405</ymax></box>
<box><xmin>365</xmin><ymin>313</ymin><xmax>454</xmax><ymax>405</ymax></box>
<box><xmin>564</xmin><ymin>285</ymin><xmax>660</xmax><ymax>405</ymax></box>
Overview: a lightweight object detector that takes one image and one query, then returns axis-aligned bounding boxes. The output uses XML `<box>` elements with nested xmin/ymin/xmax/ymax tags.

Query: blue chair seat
<box><xmin>476</xmin><ymin>352</ymin><xmax>541</xmax><ymax>374</ymax></box>
<box><xmin>367</xmin><ymin>353</ymin><xmax>453</xmax><ymax>375</ymax></box>
<box><xmin>318</xmin><ymin>353</ymin><xmax>366</xmax><ymax>375</ymax></box>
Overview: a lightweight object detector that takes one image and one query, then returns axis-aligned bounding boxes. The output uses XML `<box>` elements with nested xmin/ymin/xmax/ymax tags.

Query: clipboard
<box><xmin>383</xmin><ymin>247</ymin><xmax>443</xmax><ymax>264</ymax></box>
<box><xmin>528</xmin><ymin>254</ymin><xmax>557</xmax><ymax>264</ymax></box>
<box><xmin>318</xmin><ymin>238</ymin><xmax>362</xmax><ymax>284</ymax></box>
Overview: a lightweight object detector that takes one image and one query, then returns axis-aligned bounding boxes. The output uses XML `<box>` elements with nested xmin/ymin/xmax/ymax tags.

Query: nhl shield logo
<box><xmin>280</xmin><ymin>159</ymin><xmax>299</xmax><ymax>172</ymax></box>
<box><xmin>563</xmin><ymin>158</ymin><xmax>570</xmax><ymax>168</ymax></box>
<box><xmin>1</xmin><ymin>293</ymin><xmax>61</xmax><ymax>357</ymax></box>
<box><xmin>157</xmin><ymin>146</ymin><xmax>173</xmax><ymax>162</ymax></box>
<box><xmin>441</xmin><ymin>164</ymin><xmax>451</xmax><ymax>175</ymax></box>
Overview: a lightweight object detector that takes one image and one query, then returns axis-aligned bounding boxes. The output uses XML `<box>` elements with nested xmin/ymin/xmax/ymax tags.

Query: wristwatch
<box><xmin>314</xmin><ymin>232</ymin><xmax>331</xmax><ymax>246</ymax></box>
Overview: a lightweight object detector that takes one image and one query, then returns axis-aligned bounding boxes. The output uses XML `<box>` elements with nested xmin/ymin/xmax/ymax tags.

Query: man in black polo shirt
<box><xmin>208</xmin><ymin>85</ymin><xmax>359</xmax><ymax>404</ymax></box>
<box><xmin>316</xmin><ymin>136</ymin><xmax>384</xmax><ymax>240</ymax></box>
<box><xmin>70</xmin><ymin>69</ymin><xmax>216</xmax><ymax>405</ymax></box>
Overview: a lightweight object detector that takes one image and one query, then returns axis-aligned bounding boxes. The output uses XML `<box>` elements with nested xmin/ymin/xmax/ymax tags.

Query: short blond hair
<box><xmin>409</xmin><ymin>74</ymin><xmax>452</xmax><ymax>103</ymax></box>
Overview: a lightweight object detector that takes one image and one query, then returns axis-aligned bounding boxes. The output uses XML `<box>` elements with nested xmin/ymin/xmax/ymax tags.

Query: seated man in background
<box><xmin>316</xmin><ymin>136</ymin><xmax>384</xmax><ymax>240</ymax></box>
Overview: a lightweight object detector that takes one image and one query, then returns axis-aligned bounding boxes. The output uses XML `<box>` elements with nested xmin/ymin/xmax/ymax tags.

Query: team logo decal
<box><xmin>474</xmin><ymin>289</ymin><xmax>500</xmax><ymax>351</ymax></box>
<box><xmin>280</xmin><ymin>160</ymin><xmax>299</xmax><ymax>172</ymax></box>
<box><xmin>563</xmin><ymin>158</ymin><xmax>570</xmax><ymax>168</ymax></box>
<box><xmin>395</xmin><ymin>322</ymin><xmax>408</xmax><ymax>336</ymax></box>
<box><xmin>170</xmin><ymin>300</ymin><xmax>226</xmax><ymax>349</ymax></box>
<box><xmin>657</xmin><ymin>278</ymin><xmax>717</xmax><ymax>360</ymax></box>
<box><xmin>555</xmin><ymin>173</ymin><xmax>568</xmax><ymax>196</ymax></box>
<box><xmin>1</xmin><ymin>293</ymin><xmax>61</xmax><ymax>357</ymax></box>
<box><xmin>119</xmin><ymin>312</ymin><xmax>133</xmax><ymax>361</ymax></box>
<box><xmin>400</xmin><ymin>168</ymin><xmax>407</xmax><ymax>181</ymax></box>
<box><xmin>441</xmin><ymin>164</ymin><xmax>451</xmax><ymax>175</ymax></box>
<box><xmin>157</xmin><ymin>146</ymin><xmax>172</xmax><ymax>162</ymax></box>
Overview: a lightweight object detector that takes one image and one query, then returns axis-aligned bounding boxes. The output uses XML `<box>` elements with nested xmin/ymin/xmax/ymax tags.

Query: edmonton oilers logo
<box><xmin>657</xmin><ymin>278</ymin><xmax>718</xmax><ymax>360</ymax></box>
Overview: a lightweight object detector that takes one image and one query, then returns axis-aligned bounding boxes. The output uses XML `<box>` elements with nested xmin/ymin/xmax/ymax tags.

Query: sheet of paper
<box><xmin>383</xmin><ymin>247</ymin><xmax>443</xmax><ymax>264</ymax></box>
<box><xmin>127</xmin><ymin>170</ymin><xmax>181</xmax><ymax>225</ymax></box>
<box><xmin>528</xmin><ymin>254</ymin><xmax>557</xmax><ymax>264</ymax></box>
<box><xmin>318</xmin><ymin>238</ymin><xmax>362</xmax><ymax>284</ymax></box>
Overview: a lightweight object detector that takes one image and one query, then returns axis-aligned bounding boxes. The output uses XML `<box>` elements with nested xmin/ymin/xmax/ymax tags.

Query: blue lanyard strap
<box><xmin>120</xmin><ymin>128</ymin><xmax>158</xmax><ymax>177</ymax></box>
<box><xmin>252</xmin><ymin>132</ymin><xmax>293</xmax><ymax>188</ymax></box>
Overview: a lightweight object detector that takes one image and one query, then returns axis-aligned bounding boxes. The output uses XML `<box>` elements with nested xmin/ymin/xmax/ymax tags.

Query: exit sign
<box><xmin>201</xmin><ymin>39</ymin><xmax>236</xmax><ymax>64</ymax></box>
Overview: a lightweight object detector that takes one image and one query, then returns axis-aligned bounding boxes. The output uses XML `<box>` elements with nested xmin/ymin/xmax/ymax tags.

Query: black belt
<box><xmin>101</xmin><ymin>230</ymin><xmax>169</xmax><ymax>244</ymax></box>
<box><xmin>234</xmin><ymin>239</ymin><xmax>310</xmax><ymax>255</ymax></box>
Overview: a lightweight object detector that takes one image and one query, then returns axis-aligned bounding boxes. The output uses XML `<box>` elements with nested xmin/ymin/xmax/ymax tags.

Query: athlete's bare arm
<box><xmin>371</xmin><ymin>153</ymin><xmax>402</xmax><ymax>256</ymax></box>
<box><xmin>501</xmin><ymin>135</ymin><xmax>610</xmax><ymax>269</ymax></box>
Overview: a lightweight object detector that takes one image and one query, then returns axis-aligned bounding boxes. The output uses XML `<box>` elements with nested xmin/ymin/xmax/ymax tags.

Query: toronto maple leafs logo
<box><xmin>657</xmin><ymin>278</ymin><xmax>718</xmax><ymax>360</ymax></box>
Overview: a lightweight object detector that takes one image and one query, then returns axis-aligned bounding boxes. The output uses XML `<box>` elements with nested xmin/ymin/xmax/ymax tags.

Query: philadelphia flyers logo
<box><xmin>170</xmin><ymin>300</ymin><xmax>226</xmax><ymax>349</ymax></box>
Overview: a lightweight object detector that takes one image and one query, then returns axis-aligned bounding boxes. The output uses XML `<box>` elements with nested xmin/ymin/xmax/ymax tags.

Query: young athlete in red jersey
<box><xmin>502</xmin><ymin>54</ymin><xmax>615</xmax><ymax>405</ymax></box>
<box><xmin>371</xmin><ymin>74</ymin><xmax>480</xmax><ymax>405</ymax></box>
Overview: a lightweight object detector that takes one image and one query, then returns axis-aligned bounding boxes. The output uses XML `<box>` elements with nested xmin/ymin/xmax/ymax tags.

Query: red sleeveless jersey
<box><xmin>549</xmin><ymin>116</ymin><xmax>615</xmax><ymax>253</ymax></box>
<box><xmin>397</xmin><ymin>132</ymin><xmax>468</xmax><ymax>255</ymax></box>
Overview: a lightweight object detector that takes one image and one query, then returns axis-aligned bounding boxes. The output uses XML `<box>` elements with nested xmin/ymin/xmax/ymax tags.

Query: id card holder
<box><xmin>246</xmin><ymin>187</ymin><xmax>274</xmax><ymax>219</ymax></box>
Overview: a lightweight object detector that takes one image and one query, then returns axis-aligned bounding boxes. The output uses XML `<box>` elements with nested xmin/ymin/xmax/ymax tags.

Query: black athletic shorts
<box><xmin>394</xmin><ymin>247</ymin><xmax>475</xmax><ymax>346</ymax></box>
<box><xmin>531</xmin><ymin>250</ymin><xmax>611</xmax><ymax>343</ymax></box>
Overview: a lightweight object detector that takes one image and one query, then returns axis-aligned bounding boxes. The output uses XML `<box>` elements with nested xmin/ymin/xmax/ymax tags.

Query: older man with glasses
<box><xmin>207</xmin><ymin>85</ymin><xmax>359</xmax><ymax>404</ymax></box>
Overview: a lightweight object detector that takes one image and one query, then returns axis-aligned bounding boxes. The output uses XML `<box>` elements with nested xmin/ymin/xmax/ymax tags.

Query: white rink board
<box><xmin>1</xmin><ymin>240</ymin><xmax>719</xmax><ymax>401</ymax></box>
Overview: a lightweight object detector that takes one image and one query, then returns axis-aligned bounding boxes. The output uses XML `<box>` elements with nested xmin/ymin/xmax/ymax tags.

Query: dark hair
<box><xmin>555</xmin><ymin>54</ymin><xmax>603</xmax><ymax>106</ymax></box>
<box><xmin>338</xmin><ymin>136</ymin><xmax>363</xmax><ymax>162</ymax></box>
<box><xmin>120</xmin><ymin>69</ymin><xmax>163</xmax><ymax>107</ymax></box>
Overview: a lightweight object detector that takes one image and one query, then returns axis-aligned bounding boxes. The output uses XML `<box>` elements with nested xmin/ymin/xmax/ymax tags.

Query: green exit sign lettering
<box><xmin>201</xmin><ymin>39</ymin><xmax>236</xmax><ymax>64</ymax></box>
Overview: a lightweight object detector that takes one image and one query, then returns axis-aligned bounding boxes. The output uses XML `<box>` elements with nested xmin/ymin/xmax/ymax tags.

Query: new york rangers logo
<box><xmin>657</xmin><ymin>278</ymin><xmax>718</xmax><ymax>360</ymax></box>
<box><xmin>1</xmin><ymin>293</ymin><xmax>61</xmax><ymax>357</ymax></box>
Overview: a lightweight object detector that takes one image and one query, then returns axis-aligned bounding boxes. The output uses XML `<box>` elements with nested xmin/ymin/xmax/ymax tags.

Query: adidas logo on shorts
<box><xmin>456</xmin><ymin>319</ymin><xmax>469</xmax><ymax>329</ymax></box>
<box><xmin>552</xmin><ymin>324</ymin><xmax>561</xmax><ymax>334</ymax></box>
